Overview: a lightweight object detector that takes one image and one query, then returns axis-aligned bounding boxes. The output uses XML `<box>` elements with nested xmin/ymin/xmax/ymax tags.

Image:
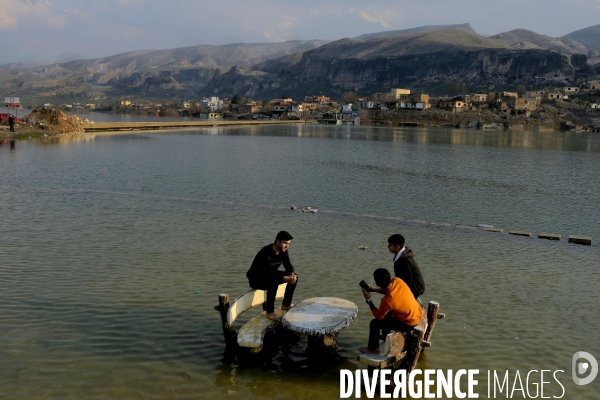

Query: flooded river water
<box><xmin>1</xmin><ymin>124</ymin><xmax>599</xmax><ymax>399</ymax></box>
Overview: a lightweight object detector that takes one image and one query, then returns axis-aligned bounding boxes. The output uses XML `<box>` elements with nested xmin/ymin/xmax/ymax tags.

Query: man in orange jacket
<box><xmin>360</xmin><ymin>268</ymin><xmax>423</xmax><ymax>354</ymax></box>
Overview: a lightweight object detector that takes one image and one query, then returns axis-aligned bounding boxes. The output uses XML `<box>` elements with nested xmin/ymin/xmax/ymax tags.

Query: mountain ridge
<box><xmin>2</xmin><ymin>23</ymin><xmax>600</xmax><ymax>100</ymax></box>
<box><xmin>354</xmin><ymin>23</ymin><xmax>476</xmax><ymax>40</ymax></box>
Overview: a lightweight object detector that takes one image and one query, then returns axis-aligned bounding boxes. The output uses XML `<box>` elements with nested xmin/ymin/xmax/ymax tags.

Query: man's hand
<box><xmin>361</xmin><ymin>288</ymin><xmax>372</xmax><ymax>302</ymax></box>
<box><xmin>285</xmin><ymin>273</ymin><xmax>298</xmax><ymax>284</ymax></box>
<box><xmin>368</xmin><ymin>285</ymin><xmax>384</xmax><ymax>294</ymax></box>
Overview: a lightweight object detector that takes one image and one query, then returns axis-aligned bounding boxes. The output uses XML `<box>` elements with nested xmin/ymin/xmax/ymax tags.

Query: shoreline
<box><xmin>0</xmin><ymin>120</ymin><xmax>310</xmax><ymax>140</ymax></box>
<box><xmin>83</xmin><ymin>119</ymin><xmax>309</xmax><ymax>132</ymax></box>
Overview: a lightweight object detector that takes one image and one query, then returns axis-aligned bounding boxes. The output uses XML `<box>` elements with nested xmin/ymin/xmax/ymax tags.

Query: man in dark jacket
<box><xmin>246</xmin><ymin>231</ymin><xmax>298</xmax><ymax>321</ymax></box>
<box><xmin>388</xmin><ymin>234</ymin><xmax>425</xmax><ymax>299</ymax></box>
<box><xmin>368</xmin><ymin>234</ymin><xmax>425</xmax><ymax>299</ymax></box>
<box><xmin>8</xmin><ymin>115</ymin><xmax>15</xmax><ymax>132</ymax></box>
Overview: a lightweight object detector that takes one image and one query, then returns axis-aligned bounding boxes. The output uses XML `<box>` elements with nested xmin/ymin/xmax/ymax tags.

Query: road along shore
<box><xmin>84</xmin><ymin>120</ymin><xmax>308</xmax><ymax>132</ymax></box>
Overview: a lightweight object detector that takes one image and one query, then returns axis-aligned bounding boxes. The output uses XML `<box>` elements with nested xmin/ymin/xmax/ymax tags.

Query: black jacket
<box><xmin>393</xmin><ymin>248</ymin><xmax>425</xmax><ymax>299</ymax></box>
<box><xmin>246</xmin><ymin>244</ymin><xmax>294</xmax><ymax>283</ymax></box>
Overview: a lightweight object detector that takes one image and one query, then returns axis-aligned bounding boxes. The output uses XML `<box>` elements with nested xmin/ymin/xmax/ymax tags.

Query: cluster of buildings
<box><xmin>435</xmin><ymin>84</ymin><xmax>599</xmax><ymax>115</ymax></box>
<box><xmin>358</xmin><ymin>80</ymin><xmax>600</xmax><ymax>116</ymax></box>
<box><xmin>47</xmin><ymin>77</ymin><xmax>599</xmax><ymax>124</ymax></box>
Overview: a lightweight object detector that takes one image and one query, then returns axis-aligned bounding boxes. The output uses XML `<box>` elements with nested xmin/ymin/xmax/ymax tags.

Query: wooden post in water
<box><xmin>424</xmin><ymin>301</ymin><xmax>440</xmax><ymax>343</ymax></box>
<box><xmin>217</xmin><ymin>294</ymin><xmax>238</xmax><ymax>350</ymax></box>
<box><xmin>400</xmin><ymin>326</ymin><xmax>425</xmax><ymax>373</ymax></box>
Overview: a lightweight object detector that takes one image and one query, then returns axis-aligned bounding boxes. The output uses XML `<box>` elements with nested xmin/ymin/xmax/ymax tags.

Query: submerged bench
<box><xmin>358</xmin><ymin>301</ymin><xmax>445</xmax><ymax>373</ymax></box>
<box><xmin>215</xmin><ymin>283</ymin><xmax>289</xmax><ymax>354</ymax></box>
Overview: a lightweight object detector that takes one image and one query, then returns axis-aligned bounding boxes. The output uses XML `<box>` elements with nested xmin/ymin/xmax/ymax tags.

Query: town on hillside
<box><xmin>37</xmin><ymin>78</ymin><xmax>600</xmax><ymax>133</ymax></box>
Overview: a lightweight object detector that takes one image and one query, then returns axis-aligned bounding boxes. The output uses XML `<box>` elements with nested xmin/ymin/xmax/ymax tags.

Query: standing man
<box><xmin>388</xmin><ymin>234</ymin><xmax>425</xmax><ymax>299</ymax></box>
<box><xmin>8</xmin><ymin>114</ymin><xmax>15</xmax><ymax>132</ymax></box>
<box><xmin>246</xmin><ymin>231</ymin><xmax>298</xmax><ymax>321</ymax></box>
<box><xmin>368</xmin><ymin>234</ymin><xmax>425</xmax><ymax>299</ymax></box>
<box><xmin>360</xmin><ymin>268</ymin><xmax>423</xmax><ymax>354</ymax></box>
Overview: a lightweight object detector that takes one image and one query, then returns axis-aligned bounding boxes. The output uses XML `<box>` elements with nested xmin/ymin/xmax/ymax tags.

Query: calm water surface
<box><xmin>1</xmin><ymin>125</ymin><xmax>599</xmax><ymax>399</ymax></box>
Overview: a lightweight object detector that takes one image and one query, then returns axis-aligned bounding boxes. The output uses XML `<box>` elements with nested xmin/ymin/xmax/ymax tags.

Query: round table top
<box><xmin>281</xmin><ymin>297</ymin><xmax>358</xmax><ymax>336</ymax></box>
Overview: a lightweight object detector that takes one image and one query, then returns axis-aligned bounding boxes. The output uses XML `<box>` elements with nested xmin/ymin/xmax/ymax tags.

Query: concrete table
<box><xmin>281</xmin><ymin>297</ymin><xmax>358</xmax><ymax>355</ymax></box>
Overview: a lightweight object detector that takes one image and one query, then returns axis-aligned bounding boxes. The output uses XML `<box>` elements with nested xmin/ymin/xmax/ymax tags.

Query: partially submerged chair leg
<box><xmin>216</xmin><ymin>294</ymin><xmax>238</xmax><ymax>352</ymax></box>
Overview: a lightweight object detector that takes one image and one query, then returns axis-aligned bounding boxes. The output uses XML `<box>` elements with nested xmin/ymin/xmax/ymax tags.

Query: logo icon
<box><xmin>572</xmin><ymin>351</ymin><xmax>598</xmax><ymax>385</ymax></box>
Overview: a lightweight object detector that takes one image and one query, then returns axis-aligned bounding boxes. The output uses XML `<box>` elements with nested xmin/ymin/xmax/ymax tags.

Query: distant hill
<box><xmin>250</xmin><ymin>28</ymin><xmax>591</xmax><ymax>99</ymax></box>
<box><xmin>490</xmin><ymin>29</ymin><xmax>587</xmax><ymax>54</ymax></box>
<box><xmin>296</xmin><ymin>29</ymin><xmax>506</xmax><ymax>60</ymax></box>
<box><xmin>563</xmin><ymin>24</ymin><xmax>600</xmax><ymax>54</ymax></box>
<box><xmin>355</xmin><ymin>23</ymin><xmax>476</xmax><ymax>40</ymax></box>
<box><xmin>1</xmin><ymin>40</ymin><xmax>330</xmax><ymax>83</ymax></box>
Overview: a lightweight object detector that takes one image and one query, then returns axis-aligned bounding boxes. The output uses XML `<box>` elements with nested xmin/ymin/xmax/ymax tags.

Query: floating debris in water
<box><xmin>358</xmin><ymin>245</ymin><xmax>368</xmax><ymax>250</ymax></box>
<box><xmin>291</xmin><ymin>206</ymin><xmax>318</xmax><ymax>213</ymax></box>
<box><xmin>196</xmin><ymin>290</ymin><xmax>200</xmax><ymax>294</ymax></box>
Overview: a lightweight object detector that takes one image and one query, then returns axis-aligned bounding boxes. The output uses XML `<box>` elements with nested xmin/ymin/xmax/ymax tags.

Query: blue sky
<box><xmin>1</xmin><ymin>0</ymin><xmax>600</xmax><ymax>64</ymax></box>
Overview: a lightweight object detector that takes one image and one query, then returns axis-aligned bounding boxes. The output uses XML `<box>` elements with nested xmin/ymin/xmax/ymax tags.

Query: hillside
<box><xmin>1</xmin><ymin>40</ymin><xmax>329</xmax><ymax>85</ymax></box>
<box><xmin>355</xmin><ymin>23</ymin><xmax>476</xmax><ymax>40</ymax></box>
<box><xmin>0</xmin><ymin>69</ymin><xmax>16</xmax><ymax>82</ymax></box>
<box><xmin>563</xmin><ymin>24</ymin><xmax>600</xmax><ymax>54</ymax></box>
<box><xmin>490</xmin><ymin>29</ymin><xmax>587</xmax><ymax>54</ymax></box>
<box><xmin>251</xmin><ymin>28</ymin><xmax>592</xmax><ymax>99</ymax></box>
<box><xmin>302</xmin><ymin>29</ymin><xmax>507</xmax><ymax>60</ymax></box>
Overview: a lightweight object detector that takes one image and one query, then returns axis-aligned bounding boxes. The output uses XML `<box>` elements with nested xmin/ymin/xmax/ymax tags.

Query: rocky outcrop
<box><xmin>22</xmin><ymin>108</ymin><xmax>94</xmax><ymax>133</ymax></box>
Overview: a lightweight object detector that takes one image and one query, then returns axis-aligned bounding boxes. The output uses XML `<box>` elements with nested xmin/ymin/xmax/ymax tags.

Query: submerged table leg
<box><xmin>307</xmin><ymin>333</ymin><xmax>340</xmax><ymax>357</ymax></box>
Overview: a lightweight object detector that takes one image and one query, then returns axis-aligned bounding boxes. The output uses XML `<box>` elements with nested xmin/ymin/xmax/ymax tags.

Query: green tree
<box><xmin>231</xmin><ymin>94</ymin><xmax>244</xmax><ymax>104</ymax></box>
<box><xmin>344</xmin><ymin>92</ymin><xmax>358</xmax><ymax>104</ymax></box>
<box><xmin>517</xmin><ymin>85</ymin><xmax>526</xmax><ymax>97</ymax></box>
<box><xmin>449</xmin><ymin>81</ymin><xmax>467</xmax><ymax>96</ymax></box>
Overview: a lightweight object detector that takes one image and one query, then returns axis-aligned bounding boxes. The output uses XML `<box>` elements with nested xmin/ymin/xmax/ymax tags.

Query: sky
<box><xmin>1</xmin><ymin>0</ymin><xmax>600</xmax><ymax>65</ymax></box>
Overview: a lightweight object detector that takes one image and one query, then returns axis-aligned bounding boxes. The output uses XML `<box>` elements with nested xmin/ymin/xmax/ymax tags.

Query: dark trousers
<box><xmin>9</xmin><ymin>123</ymin><xmax>14</xmax><ymax>132</ymax></box>
<box><xmin>248</xmin><ymin>271</ymin><xmax>297</xmax><ymax>313</ymax></box>
<box><xmin>368</xmin><ymin>313</ymin><xmax>415</xmax><ymax>350</ymax></box>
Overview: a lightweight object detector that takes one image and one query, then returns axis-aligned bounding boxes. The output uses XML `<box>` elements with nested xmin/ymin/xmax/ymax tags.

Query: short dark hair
<box><xmin>388</xmin><ymin>234</ymin><xmax>405</xmax><ymax>247</ymax></box>
<box><xmin>275</xmin><ymin>231</ymin><xmax>293</xmax><ymax>242</ymax></box>
<box><xmin>373</xmin><ymin>268</ymin><xmax>392</xmax><ymax>289</ymax></box>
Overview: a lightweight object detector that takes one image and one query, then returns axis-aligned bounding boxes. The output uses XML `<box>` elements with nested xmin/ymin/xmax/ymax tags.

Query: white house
<box><xmin>202</xmin><ymin>97</ymin><xmax>223</xmax><ymax>111</ymax></box>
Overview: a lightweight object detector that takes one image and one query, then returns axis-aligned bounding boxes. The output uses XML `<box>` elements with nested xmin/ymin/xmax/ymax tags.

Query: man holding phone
<box><xmin>246</xmin><ymin>231</ymin><xmax>298</xmax><ymax>321</ymax></box>
<box><xmin>360</xmin><ymin>268</ymin><xmax>423</xmax><ymax>354</ymax></box>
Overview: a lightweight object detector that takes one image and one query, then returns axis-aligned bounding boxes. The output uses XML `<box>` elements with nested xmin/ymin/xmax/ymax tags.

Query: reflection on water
<box><xmin>27</xmin><ymin>123</ymin><xmax>600</xmax><ymax>154</ymax></box>
<box><xmin>86</xmin><ymin>112</ymin><xmax>196</xmax><ymax>123</ymax></box>
<box><xmin>1</xmin><ymin>125</ymin><xmax>599</xmax><ymax>399</ymax></box>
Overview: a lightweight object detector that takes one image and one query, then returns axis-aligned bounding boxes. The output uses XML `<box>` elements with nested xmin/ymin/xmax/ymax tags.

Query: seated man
<box><xmin>246</xmin><ymin>231</ymin><xmax>298</xmax><ymax>322</ymax></box>
<box><xmin>360</xmin><ymin>268</ymin><xmax>423</xmax><ymax>354</ymax></box>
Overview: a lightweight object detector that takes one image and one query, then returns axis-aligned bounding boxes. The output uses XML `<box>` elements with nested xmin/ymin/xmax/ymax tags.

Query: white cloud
<box><xmin>348</xmin><ymin>7</ymin><xmax>396</xmax><ymax>29</ymax></box>
<box><xmin>263</xmin><ymin>16</ymin><xmax>298</xmax><ymax>42</ymax></box>
<box><xmin>0</xmin><ymin>0</ymin><xmax>64</xmax><ymax>30</ymax></box>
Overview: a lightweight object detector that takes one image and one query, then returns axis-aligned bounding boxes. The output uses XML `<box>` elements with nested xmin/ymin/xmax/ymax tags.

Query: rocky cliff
<box><xmin>253</xmin><ymin>31</ymin><xmax>593</xmax><ymax>96</ymax></box>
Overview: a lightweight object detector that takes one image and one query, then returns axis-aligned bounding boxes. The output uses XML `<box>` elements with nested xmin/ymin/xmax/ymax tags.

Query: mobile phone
<box><xmin>359</xmin><ymin>280</ymin><xmax>370</xmax><ymax>291</ymax></box>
